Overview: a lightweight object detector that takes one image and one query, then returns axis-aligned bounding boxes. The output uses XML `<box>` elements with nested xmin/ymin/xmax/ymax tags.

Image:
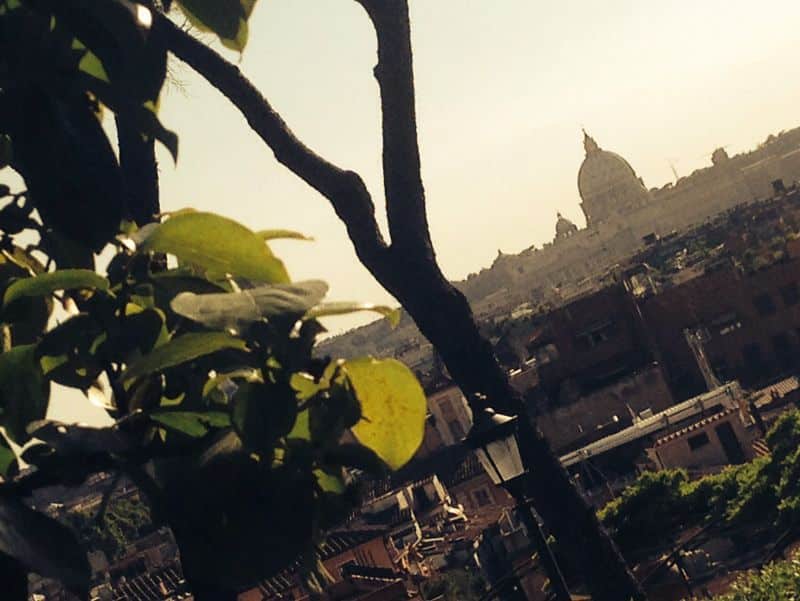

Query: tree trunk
<box><xmin>116</xmin><ymin>115</ymin><xmax>160</xmax><ymax>226</ymax></box>
<box><xmin>379</xmin><ymin>258</ymin><xmax>645</xmax><ymax>600</ymax></box>
<box><xmin>159</xmin><ymin>4</ymin><xmax>646</xmax><ymax>598</ymax></box>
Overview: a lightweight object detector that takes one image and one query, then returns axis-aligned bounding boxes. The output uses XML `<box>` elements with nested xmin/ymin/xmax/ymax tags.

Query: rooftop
<box><xmin>652</xmin><ymin>407</ymin><xmax>739</xmax><ymax>448</ymax></box>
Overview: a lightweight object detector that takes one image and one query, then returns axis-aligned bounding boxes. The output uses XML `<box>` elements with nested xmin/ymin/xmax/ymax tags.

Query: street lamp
<box><xmin>466</xmin><ymin>408</ymin><xmax>524</xmax><ymax>486</ymax></box>
<box><xmin>465</xmin><ymin>407</ymin><xmax>572</xmax><ymax>601</ymax></box>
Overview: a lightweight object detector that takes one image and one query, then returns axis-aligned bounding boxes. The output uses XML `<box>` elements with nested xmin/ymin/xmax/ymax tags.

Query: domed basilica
<box><xmin>465</xmin><ymin>125</ymin><xmax>800</xmax><ymax>313</ymax></box>
<box><xmin>577</xmin><ymin>131</ymin><xmax>652</xmax><ymax>227</ymax></box>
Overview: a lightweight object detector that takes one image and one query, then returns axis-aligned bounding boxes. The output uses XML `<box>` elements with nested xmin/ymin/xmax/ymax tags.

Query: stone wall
<box><xmin>536</xmin><ymin>364</ymin><xmax>675</xmax><ymax>454</ymax></box>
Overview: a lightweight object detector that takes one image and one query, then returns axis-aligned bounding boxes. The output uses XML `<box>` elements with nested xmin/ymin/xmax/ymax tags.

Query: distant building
<box><xmin>647</xmin><ymin>407</ymin><xmax>755</xmax><ymax>471</ymax></box>
<box><xmin>425</xmin><ymin>382</ymin><xmax>472</xmax><ymax>446</ymax></box>
<box><xmin>459</xmin><ymin>126</ymin><xmax>800</xmax><ymax>316</ymax></box>
<box><xmin>511</xmin><ymin>191</ymin><xmax>800</xmax><ymax>452</ymax></box>
<box><xmin>238</xmin><ymin>527</ymin><xmax>417</xmax><ymax>601</ymax></box>
<box><xmin>320</xmin><ymin>125</ymin><xmax>800</xmax><ymax>380</ymax></box>
<box><xmin>474</xmin><ymin>509</ymin><xmax>549</xmax><ymax>601</ymax></box>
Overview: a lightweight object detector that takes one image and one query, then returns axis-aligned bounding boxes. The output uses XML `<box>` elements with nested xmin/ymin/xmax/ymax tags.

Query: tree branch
<box><xmin>158</xmin><ymin>16</ymin><xmax>390</xmax><ymax>271</ymax></box>
<box><xmin>158</xmin><ymin>7</ymin><xmax>645</xmax><ymax>599</ymax></box>
<box><xmin>117</xmin><ymin>115</ymin><xmax>161</xmax><ymax>225</ymax></box>
<box><xmin>354</xmin><ymin>0</ymin><xmax>432</xmax><ymax>256</ymax></box>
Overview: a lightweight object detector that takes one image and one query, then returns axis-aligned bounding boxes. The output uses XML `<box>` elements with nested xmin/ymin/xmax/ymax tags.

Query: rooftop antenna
<box><xmin>666</xmin><ymin>158</ymin><xmax>680</xmax><ymax>182</ymax></box>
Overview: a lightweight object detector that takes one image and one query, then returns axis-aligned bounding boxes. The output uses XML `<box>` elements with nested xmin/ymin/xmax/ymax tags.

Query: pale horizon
<box><xmin>152</xmin><ymin>0</ymin><xmax>800</xmax><ymax>337</ymax></box>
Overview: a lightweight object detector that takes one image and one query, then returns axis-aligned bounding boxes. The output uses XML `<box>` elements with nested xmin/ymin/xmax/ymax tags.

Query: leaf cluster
<box><xmin>712</xmin><ymin>557</ymin><xmax>800</xmax><ymax>601</ymax></box>
<box><xmin>0</xmin><ymin>1</ymin><xmax>426</xmax><ymax>597</ymax></box>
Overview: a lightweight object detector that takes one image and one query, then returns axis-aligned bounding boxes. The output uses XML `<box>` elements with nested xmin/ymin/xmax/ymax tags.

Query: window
<box><xmin>753</xmin><ymin>293</ymin><xmax>777</xmax><ymax>316</ymax></box>
<box><xmin>575</xmin><ymin>320</ymin><xmax>617</xmax><ymax>350</ymax></box>
<box><xmin>688</xmin><ymin>432</ymin><xmax>710</xmax><ymax>451</ymax></box>
<box><xmin>438</xmin><ymin>398</ymin><xmax>454</xmax><ymax>414</ymax></box>
<box><xmin>780</xmin><ymin>283</ymin><xmax>800</xmax><ymax>307</ymax></box>
<box><xmin>448</xmin><ymin>419</ymin><xmax>466</xmax><ymax>441</ymax></box>
<box><xmin>528</xmin><ymin>343</ymin><xmax>560</xmax><ymax>366</ymax></box>
<box><xmin>338</xmin><ymin>560</ymin><xmax>357</xmax><ymax>577</ymax></box>
<box><xmin>473</xmin><ymin>488</ymin><xmax>492</xmax><ymax>507</ymax></box>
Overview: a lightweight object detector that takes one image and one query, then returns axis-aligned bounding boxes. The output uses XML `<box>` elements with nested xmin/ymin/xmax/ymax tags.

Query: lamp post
<box><xmin>466</xmin><ymin>408</ymin><xmax>572</xmax><ymax>601</ymax></box>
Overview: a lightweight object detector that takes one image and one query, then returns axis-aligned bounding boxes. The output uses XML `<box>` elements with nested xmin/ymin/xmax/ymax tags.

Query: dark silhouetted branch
<box><xmin>159</xmin><ymin>16</ymin><xmax>390</xmax><ymax>274</ymax></box>
<box><xmin>354</xmin><ymin>0</ymin><xmax>431</xmax><ymax>256</ymax></box>
<box><xmin>159</xmin><ymin>5</ymin><xmax>646</xmax><ymax>599</ymax></box>
<box><xmin>117</xmin><ymin>115</ymin><xmax>161</xmax><ymax>225</ymax></box>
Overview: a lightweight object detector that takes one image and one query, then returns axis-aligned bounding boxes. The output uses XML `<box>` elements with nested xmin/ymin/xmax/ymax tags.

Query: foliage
<box><xmin>598</xmin><ymin>469</ymin><xmax>691</xmax><ymax>552</ymax></box>
<box><xmin>0</xmin><ymin>0</ymin><xmax>425</xmax><ymax>596</ymax></box>
<box><xmin>600</xmin><ymin>410</ymin><xmax>800</xmax><ymax>554</ymax></box>
<box><xmin>712</xmin><ymin>558</ymin><xmax>800</xmax><ymax>600</ymax></box>
<box><xmin>173</xmin><ymin>0</ymin><xmax>257</xmax><ymax>51</ymax></box>
<box><xmin>420</xmin><ymin>567</ymin><xmax>486</xmax><ymax>601</ymax></box>
<box><xmin>65</xmin><ymin>496</ymin><xmax>154</xmax><ymax>561</ymax></box>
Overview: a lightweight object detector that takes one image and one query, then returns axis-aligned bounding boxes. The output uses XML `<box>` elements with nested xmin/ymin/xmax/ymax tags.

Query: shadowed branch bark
<box><xmin>116</xmin><ymin>0</ymin><xmax>161</xmax><ymax>226</ymax></box>
<box><xmin>160</xmin><ymin>4</ymin><xmax>645</xmax><ymax>599</ymax></box>
<box><xmin>159</xmin><ymin>16</ymin><xmax>390</xmax><ymax>275</ymax></box>
<box><xmin>116</xmin><ymin>115</ymin><xmax>160</xmax><ymax>225</ymax></box>
<box><xmin>354</xmin><ymin>0</ymin><xmax>432</xmax><ymax>257</ymax></box>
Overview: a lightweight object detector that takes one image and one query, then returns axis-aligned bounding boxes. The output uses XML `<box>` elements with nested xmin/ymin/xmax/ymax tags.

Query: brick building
<box><xmin>425</xmin><ymin>382</ymin><xmax>473</xmax><ymax>446</ymax></box>
<box><xmin>510</xmin><ymin>192</ymin><xmax>800</xmax><ymax>453</ymax></box>
<box><xmin>641</xmin><ymin>258</ymin><xmax>800</xmax><ymax>396</ymax></box>
<box><xmin>647</xmin><ymin>408</ymin><xmax>755</xmax><ymax>471</ymax></box>
<box><xmin>238</xmin><ymin>528</ymin><xmax>410</xmax><ymax>601</ymax></box>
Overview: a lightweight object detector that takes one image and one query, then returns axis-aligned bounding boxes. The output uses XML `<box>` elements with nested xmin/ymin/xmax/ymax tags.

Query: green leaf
<box><xmin>3</xmin><ymin>269</ymin><xmax>109</xmax><ymax>308</ymax></box>
<box><xmin>0</xmin><ymin>434</ymin><xmax>16</xmax><ymax>478</ymax></box>
<box><xmin>73</xmin><ymin>40</ymin><xmax>110</xmax><ymax>83</ymax></box>
<box><xmin>171</xmin><ymin>280</ymin><xmax>328</xmax><ymax>332</ymax></box>
<box><xmin>196</xmin><ymin>429</ymin><xmax>243</xmax><ymax>468</ymax></box>
<box><xmin>122</xmin><ymin>332</ymin><xmax>248</xmax><ymax>383</ymax></box>
<box><xmin>309</xmin><ymin>382</ymin><xmax>360</xmax><ymax>445</ymax></box>
<box><xmin>305</xmin><ymin>302</ymin><xmax>400</xmax><ymax>328</ymax></box>
<box><xmin>202</xmin><ymin>368</ymin><xmax>262</xmax><ymax>401</ymax></box>
<box><xmin>0</xmin><ymin>496</ymin><xmax>90</xmax><ymax>590</ymax></box>
<box><xmin>139</xmin><ymin>212</ymin><xmax>289</xmax><ymax>283</ymax></box>
<box><xmin>151</xmin><ymin>271</ymin><xmax>229</xmax><ymax>297</ymax></box>
<box><xmin>0</xmin><ymin>248</ymin><xmax>52</xmax><ymax>345</ymax></box>
<box><xmin>175</xmin><ymin>0</ymin><xmax>258</xmax><ymax>52</ymax></box>
<box><xmin>256</xmin><ymin>229</ymin><xmax>313</xmax><ymax>242</ymax></box>
<box><xmin>344</xmin><ymin>358</ymin><xmax>425</xmax><ymax>470</ymax></box>
<box><xmin>290</xmin><ymin>373</ymin><xmax>319</xmax><ymax>401</ymax></box>
<box><xmin>314</xmin><ymin>468</ymin><xmax>345</xmax><ymax>494</ymax></box>
<box><xmin>0</xmin><ymin>345</ymin><xmax>50</xmax><ymax>444</ymax></box>
<box><xmin>232</xmin><ymin>382</ymin><xmax>297</xmax><ymax>451</ymax></box>
<box><xmin>36</xmin><ymin>314</ymin><xmax>104</xmax><ymax>390</ymax></box>
<box><xmin>287</xmin><ymin>409</ymin><xmax>310</xmax><ymax>440</ymax></box>
<box><xmin>150</xmin><ymin>411</ymin><xmax>231</xmax><ymax>437</ymax></box>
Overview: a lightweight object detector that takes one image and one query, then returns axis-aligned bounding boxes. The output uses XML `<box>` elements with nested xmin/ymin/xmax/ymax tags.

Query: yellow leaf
<box><xmin>345</xmin><ymin>358</ymin><xmax>425</xmax><ymax>470</ymax></box>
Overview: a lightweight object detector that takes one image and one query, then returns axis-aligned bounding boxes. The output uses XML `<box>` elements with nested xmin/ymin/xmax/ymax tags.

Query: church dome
<box><xmin>577</xmin><ymin>131</ymin><xmax>650</xmax><ymax>226</ymax></box>
<box><xmin>555</xmin><ymin>212</ymin><xmax>578</xmax><ymax>240</ymax></box>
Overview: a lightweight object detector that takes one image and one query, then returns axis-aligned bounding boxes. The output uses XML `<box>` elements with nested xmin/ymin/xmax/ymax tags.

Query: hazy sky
<box><xmin>48</xmin><ymin>0</ymin><xmax>800</xmax><ymax>423</ymax></box>
<box><xmin>151</xmin><ymin>0</ymin><xmax>800</xmax><ymax>332</ymax></box>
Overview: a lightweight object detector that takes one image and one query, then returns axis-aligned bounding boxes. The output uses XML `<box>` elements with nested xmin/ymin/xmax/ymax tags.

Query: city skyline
<box><xmin>155</xmin><ymin>0</ymin><xmax>800</xmax><ymax>335</ymax></box>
